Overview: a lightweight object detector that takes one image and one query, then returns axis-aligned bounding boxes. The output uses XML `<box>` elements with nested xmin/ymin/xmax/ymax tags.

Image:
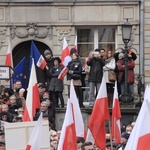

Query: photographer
<box><xmin>114</xmin><ymin>48</ymin><xmax>137</xmax><ymax>62</ymax></box>
<box><xmin>116</xmin><ymin>53</ymin><xmax>135</xmax><ymax>97</ymax></box>
<box><xmin>87</xmin><ymin>48</ymin><xmax>105</xmax><ymax>107</ymax></box>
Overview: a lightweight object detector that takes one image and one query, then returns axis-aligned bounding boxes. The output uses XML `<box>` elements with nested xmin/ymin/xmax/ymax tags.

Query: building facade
<box><xmin>0</xmin><ymin>0</ymin><xmax>144</xmax><ymax>128</ymax></box>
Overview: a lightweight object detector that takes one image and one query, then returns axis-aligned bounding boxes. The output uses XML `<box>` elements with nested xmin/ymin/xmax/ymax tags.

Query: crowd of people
<box><xmin>0</xmin><ymin>47</ymin><xmax>138</xmax><ymax>149</ymax></box>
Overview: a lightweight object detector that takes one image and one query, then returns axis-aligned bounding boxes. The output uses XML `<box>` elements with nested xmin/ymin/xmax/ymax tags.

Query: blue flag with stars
<box><xmin>12</xmin><ymin>57</ymin><xmax>27</xmax><ymax>89</ymax></box>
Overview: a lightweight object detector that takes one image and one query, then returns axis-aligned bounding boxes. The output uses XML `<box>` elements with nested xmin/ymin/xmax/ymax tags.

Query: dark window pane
<box><xmin>77</xmin><ymin>29</ymin><xmax>94</xmax><ymax>42</ymax></box>
<box><xmin>98</xmin><ymin>27</ymin><xmax>115</xmax><ymax>42</ymax></box>
<box><xmin>78</xmin><ymin>44</ymin><xmax>94</xmax><ymax>57</ymax></box>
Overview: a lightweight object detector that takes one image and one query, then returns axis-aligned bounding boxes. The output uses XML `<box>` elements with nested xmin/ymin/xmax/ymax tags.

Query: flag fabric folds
<box><xmin>70</xmin><ymin>80</ymin><xmax>85</xmax><ymax>138</ymax></box>
<box><xmin>12</xmin><ymin>57</ymin><xmax>27</xmax><ymax>89</ymax></box>
<box><xmin>87</xmin><ymin>76</ymin><xmax>110</xmax><ymax>150</ymax></box>
<box><xmin>23</xmin><ymin>58</ymin><xmax>40</xmax><ymax>122</ymax></box>
<box><xmin>82</xmin><ymin>56</ymin><xmax>90</xmax><ymax>70</ymax></box>
<box><xmin>61</xmin><ymin>37</ymin><xmax>71</xmax><ymax>67</ymax></box>
<box><xmin>58</xmin><ymin>66</ymin><xmax>69</xmax><ymax>80</ymax></box>
<box><xmin>26</xmin><ymin>112</ymin><xmax>43</xmax><ymax>150</ymax></box>
<box><xmin>57</xmin><ymin>80</ymin><xmax>85</xmax><ymax>150</ymax></box>
<box><xmin>111</xmin><ymin>81</ymin><xmax>121</xmax><ymax>144</ymax></box>
<box><xmin>74</xmin><ymin>36</ymin><xmax>77</xmax><ymax>49</ymax></box>
<box><xmin>30</xmin><ymin>41</ymin><xmax>47</xmax><ymax>70</ymax></box>
<box><xmin>5</xmin><ymin>39</ymin><xmax>13</xmax><ymax>68</ymax></box>
<box><xmin>57</xmin><ymin>98</ymin><xmax>77</xmax><ymax>150</ymax></box>
<box><xmin>5</xmin><ymin>39</ymin><xmax>13</xmax><ymax>84</ymax></box>
<box><xmin>125</xmin><ymin>86</ymin><xmax>150</xmax><ymax>150</ymax></box>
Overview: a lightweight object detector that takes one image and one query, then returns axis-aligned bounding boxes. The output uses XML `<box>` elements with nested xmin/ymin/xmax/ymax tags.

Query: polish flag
<box><xmin>125</xmin><ymin>86</ymin><xmax>150</xmax><ymax>150</ymax></box>
<box><xmin>70</xmin><ymin>80</ymin><xmax>85</xmax><ymax>138</ymax></box>
<box><xmin>57</xmin><ymin>99</ymin><xmax>76</xmax><ymax>150</ymax></box>
<box><xmin>23</xmin><ymin>58</ymin><xmax>40</xmax><ymax>121</ymax></box>
<box><xmin>111</xmin><ymin>81</ymin><xmax>121</xmax><ymax>144</ymax></box>
<box><xmin>26</xmin><ymin>112</ymin><xmax>43</xmax><ymax>150</ymax></box>
<box><xmin>61</xmin><ymin>37</ymin><xmax>71</xmax><ymax>67</ymax></box>
<box><xmin>5</xmin><ymin>39</ymin><xmax>13</xmax><ymax>68</ymax></box>
<box><xmin>74</xmin><ymin>36</ymin><xmax>77</xmax><ymax>49</ymax></box>
<box><xmin>58</xmin><ymin>66</ymin><xmax>69</xmax><ymax>80</ymax></box>
<box><xmin>82</xmin><ymin>56</ymin><xmax>90</xmax><ymax>70</ymax></box>
<box><xmin>87</xmin><ymin>76</ymin><xmax>110</xmax><ymax>150</ymax></box>
<box><xmin>30</xmin><ymin>41</ymin><xmax>47</xmax><ymax>70</ymax></box>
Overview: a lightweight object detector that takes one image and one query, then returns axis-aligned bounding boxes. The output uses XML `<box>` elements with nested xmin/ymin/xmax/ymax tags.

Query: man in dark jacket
<box><xmin>44</xmin><ymin>49</ymin><xmax>54</xmax><ymax>88</ymax></box>
<box><xmin>87</xmin><ymin>48</ymin><xmax>105</xmax><ymax>106</ymax></box>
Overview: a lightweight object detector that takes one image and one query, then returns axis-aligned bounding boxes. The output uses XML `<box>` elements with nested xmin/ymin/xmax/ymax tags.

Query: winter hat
<box><xmin>70</xmin><ymin>48</ymin><xmax>77</xmax><ymax>56</ymax></box>
<box><xmin>44</xmin><ymin>50</ymin><xmax>51</xmax><ymax>56</ymax></box>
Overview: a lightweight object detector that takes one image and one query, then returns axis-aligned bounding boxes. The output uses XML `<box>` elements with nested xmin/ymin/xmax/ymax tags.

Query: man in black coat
<box><xmin>87</xmin><ymin>48</ymin><xmax>105</xmax><ymax>106</ymax></box>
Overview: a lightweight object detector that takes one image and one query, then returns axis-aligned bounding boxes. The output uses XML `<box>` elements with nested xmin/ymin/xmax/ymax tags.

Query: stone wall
<box><xmin>0</xmin><ymin>0</ymin><xmax>141</xmax><ymax>131</ymax></box>
<box><xmin>0</xmin><ymin>1</ymin><xmax>140</xmax><ymax>73</ymax></box>
<box><xmin>144</xmin><ymin>0</ymin><xmax>150</xmax><ymax>85</ymax></box>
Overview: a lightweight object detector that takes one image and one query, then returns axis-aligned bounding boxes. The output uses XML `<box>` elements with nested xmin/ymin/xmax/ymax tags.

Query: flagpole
<box><xmin>108</xmin><ymin>120</ymin><xmax>113</xmax><ymax>150</ymax></box>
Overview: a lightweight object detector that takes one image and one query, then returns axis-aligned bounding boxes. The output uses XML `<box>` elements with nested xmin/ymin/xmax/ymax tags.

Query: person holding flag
<box><xmin>67</xmin><ymin>52</ymin><xmax>85</xmax><ymax>108</ymax></box>
<box><xmin>43</xmin><ymin>49</ymin><xmax>54</xmax><ymax>87</ymax></box>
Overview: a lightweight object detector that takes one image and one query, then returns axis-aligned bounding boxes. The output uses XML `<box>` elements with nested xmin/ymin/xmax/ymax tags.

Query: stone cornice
<box><xmin>0</xmin><ymin>0</ymin><xmax>140</xmax><ymax>2</ymax></box>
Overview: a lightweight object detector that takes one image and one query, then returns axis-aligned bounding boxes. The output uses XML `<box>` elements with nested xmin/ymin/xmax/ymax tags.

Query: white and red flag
<box><xmin>30</xmin><ymin>41</ymin><xmax>47</xmax><ymax>70</ymax></box>
<box><xmin>23</xmin><ymin>58</ymin><xmax>40</xmax><ymax>122</ymax></box>
<box><xmin>111</xmin><ymin>81</ymin><xmax>121</xmax><ymax>144</ymax></box>
<box><xmin>74</xmin><ymin>36</ymin><xmax>77</xmax><ymax>49</ymax></box>
<box><xmin>5</xmin><ymin>39</ymin><xmax>13</xmax><ymax>84</ymax></box>
<box><xmin>70</xmin><ymin>80</ymin><xmax>85</xmax><ymax>138</ymax></box>
<box><xmin>26</xmin><ymin>112</ymin><xmax>43</xmax><ymax>150</ymax></box>
<box><xmin>57</xmin><ymin>80</ymin><xmax>85</xmax><ymax>149</ymax></box>
<box><xmin>57</xmin><ymin>98</ymin><xmax>77</xmax><ymax>150</ymax></box>
<box><xmin>5</xmin><ymin>39</ymin><xmax>13</xmax><ymax>68</ymax></box>
<box><xmin>58</xmin><ymin>66</ymin><xmax>69</xmax><ymax>80</ymax></box>
<box><xmin>125</xmin><ymin>86</ymin><xmax>150</xmax><ymax>150</ymax></box>
<box><xmin>82</xmin><ymin>56</ymin><xmax>90</xmax><ymax>70</ymax></box>
<box><xmin>86</xmin><ymin>76</ymin><xmax>110</xmax><ymax>150</ymax></box>
<box><xmin>61</xmin><ymin>37</ymin><xmax>71</xmax><ymax>67</ymax></box>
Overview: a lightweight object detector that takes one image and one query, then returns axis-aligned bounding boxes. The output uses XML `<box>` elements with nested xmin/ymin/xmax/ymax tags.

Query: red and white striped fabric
<box><xmin>86</xmin><ymin>76</ymin><xmax>110</xmax><ymax>150</ymax></box>
<box><xmin>111</xmin><ymin>81</ymin><xmax>121</xmax><ymax>144</ymax></box>
<box><xmin>23</xmin><ymin>58</ymin><xmax>40</xmax><ymax>121</ymax></box>
<box><xmin>58</xmin><ymin>66</ymin><xmax>69</xmax><ymax>80</ymax></box>
<box><xmin>26</xmin><ymin>112</ymin><xmax>43</xmax><ymax>150</ymax></box>
<box><xmin>30</xmin><ymin>41</ymin><xmax>47</xmax><ymax>70</ymax></box>
<box><xmin>61</xmin><ymin>37</ymin><xmax>71</xmax><ymax>67</ymax></box>
<box><xmin>74</xmin><ymin>36</ymin><xmax>77</xmax><ymax>49</ymax></box>
<box><xmin>57</xmin><ymin>98</ymin><xmax>76</xmax><ymax>150</ymax></box>
<box><xmin>125</xmin><ymin>86</ymin><xmax>150</xmax><ymax>150</ymax></box>
<box><xmin>82</xmin><ymin>56</ymin><xmax>90</xmax><ymax>70</ymax></box>
<box><xmin>5</xmin><ymin>40</ymin><xmax>13</xmax><ymax>68</ymax></box>
<box><xmin>70</xmin><ymin>80</ymin><xmax>85</xmax><ymax>138</ymax></box>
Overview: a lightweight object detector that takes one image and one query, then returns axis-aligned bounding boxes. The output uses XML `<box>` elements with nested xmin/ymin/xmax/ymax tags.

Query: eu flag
<box><xmin>12</xmin><ymin>57</ymin><xmax>27</xmax><ymax>89</ymax></box>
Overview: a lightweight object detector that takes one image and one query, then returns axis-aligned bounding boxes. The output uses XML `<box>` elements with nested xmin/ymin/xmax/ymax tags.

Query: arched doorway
<box><xmin>12</xmin><ymin>40</ymin><xmax>52</xmax><ymax>86</ymax></box>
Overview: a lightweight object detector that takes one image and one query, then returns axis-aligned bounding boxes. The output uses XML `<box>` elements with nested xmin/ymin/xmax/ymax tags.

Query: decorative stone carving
<box><xmin>10</xmin><ymin>23</ymin><xmax>52</xmax><ymax>39</ymax></box>
<box><xmin>0</xmin><ymin>29</ymin><xmax>6</xmax><ymax>49</ymax></box>
<box><xmin>57</xmin><ymin>28</ymin><xmax>71</xmax><ymax>47</ymax></box>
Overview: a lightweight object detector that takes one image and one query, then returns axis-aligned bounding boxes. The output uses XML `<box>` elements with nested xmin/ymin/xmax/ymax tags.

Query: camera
<box><xmin>93</xmin><ymin>51</ymin><xmax>99</xmax><ymax>57</ymax></box>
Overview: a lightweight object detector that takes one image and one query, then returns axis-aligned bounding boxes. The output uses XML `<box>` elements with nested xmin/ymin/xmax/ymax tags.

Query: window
<box><xmin>77</xmin><ymin>28</ymin><xmax>94</xmax><ymax>57</ymax></box>
<box><xmin>98</xmin><ymin>27</ymin><xmax>116</xmax><ymax>52</ymax></box>
<box><xmin>77</xmin><ymin>27</ymin><xmax>116</xmax><ymax>58</ymax></box>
